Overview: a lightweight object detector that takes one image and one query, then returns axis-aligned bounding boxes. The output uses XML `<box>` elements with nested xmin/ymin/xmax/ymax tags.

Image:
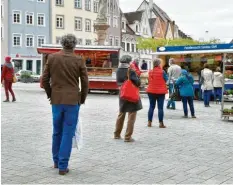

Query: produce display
<box><xmin>223</xmin><ymin>107</ymin><xmax>233</xmax><ymax>115</ymax></box>
<box><xmin>223</xmin><ymin>89</ymin><xmax>233</xmax><ymax>101</ymax></box>
<box><xmin>224</xmin><ymin>70</ymin><xmax>233</xmax><ymax>80</ymax></box>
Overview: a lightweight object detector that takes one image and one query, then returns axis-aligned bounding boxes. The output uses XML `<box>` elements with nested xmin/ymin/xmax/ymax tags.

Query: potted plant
<box><xmin>20</xmin><ymin>72</ymin><xmax>33</xmax><ymax>83</ymax></box>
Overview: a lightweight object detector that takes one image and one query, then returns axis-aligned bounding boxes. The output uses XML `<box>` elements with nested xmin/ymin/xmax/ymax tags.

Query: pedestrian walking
<box><xmin>201</xmin><ymin>64</ymin><xmax>214</xmax><ymax>107</ymax></box>
<box><xmin>213</xmin><ymin>67</ymin><xmax>224</xmax><ymax>103</ymax></box>
<box><xmin>114</xmin><ymin>55</ymin><xmax>142</xmax><ymax>142</ymax></box>
<box><xmin>146</xmin><ymin>58</ymin><xmax>168</xmax><ymax>128</ymax></box>
<box><xmin>176</xmin><ymin>69</ymin><xmax>196</xmax><ymax>118</ymax></box>
<box><xmin>42</xmin><ymin>34</ymin><xmax>89</xmax><ymax>175</ymax></box>
<box><xmin>166</xmin><ymin>58</ymin><xmax>181</xmax><ymax>109</ymax></box>
<box><xmin>1</xmin><ymin>56</ymin><xmax>16</xmax><ymax>102</ymax></box>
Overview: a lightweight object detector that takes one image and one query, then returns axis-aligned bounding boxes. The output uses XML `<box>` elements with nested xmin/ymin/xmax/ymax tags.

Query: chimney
<box><xmin>149</xmin><ymin>0</ymin><xmax>153</xmax><ymax>18</ymax></box>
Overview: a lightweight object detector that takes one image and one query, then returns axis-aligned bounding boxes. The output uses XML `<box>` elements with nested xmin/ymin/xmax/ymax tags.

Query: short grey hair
<box><xmin>61</xmin><ymin>34</ymin><xmax>77</xmax><ymax>50</ymax></box>
<box><xmin>153</xmin><ymin>58</ymin><xmax>162</xmax><ymax>67</ymax></box>
<box><xmin>169</xmin><ymin>58</ymin><xmax>175</xmax><ymax>65</ymax></box>
<box><xmin>120</xmin><ymin>55</ymin><xmax>132</xmax><ymax>63</ymax></box>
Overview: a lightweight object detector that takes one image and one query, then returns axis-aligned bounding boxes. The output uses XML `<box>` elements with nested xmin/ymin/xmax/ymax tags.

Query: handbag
<box><xmin>72</xmin><ymin>118</ymin><xmax>83</xmax><ymax>151</ymax></box>
<box><xmin>13</xmin><ymin>76</ymin><xmax>17</xmax><ymax>83</ymax></box>
<box><xmin>120</xmin><ymin>68</ymin><xmax>140</xmax><ymax>103</ymax></box>
<box><xmin>169</xmin><ymin>83</ymin><xmax>181</xmax><ymax>101</ymax></box>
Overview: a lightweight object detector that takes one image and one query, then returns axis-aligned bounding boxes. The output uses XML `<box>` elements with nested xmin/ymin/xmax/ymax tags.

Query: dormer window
<box><xmin>122</xmin><ymin>21</ymin><xmax>125</xmax><ymax>29</ymax></box>
<box><xmin>136</xmin><ymin>25</ymin><xmax>139</xmax><ymax>32</ymax></box>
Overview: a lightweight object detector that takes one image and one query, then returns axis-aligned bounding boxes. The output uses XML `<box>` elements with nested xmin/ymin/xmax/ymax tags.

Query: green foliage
<box><xmin>20</xmin><ymin>72</ymin><xmax>32</xmax><ymax>79</ymax></box>
<box><xmin>136</xmin><ymin>38</ymin><xmax>223</xmax><ymax>51</ymax></box>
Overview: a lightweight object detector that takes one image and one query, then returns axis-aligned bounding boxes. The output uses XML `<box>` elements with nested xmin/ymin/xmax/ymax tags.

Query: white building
<box><xmin>52</xmin><ymin>0</ymin><xmax>121</xmax><ymax>46</ymax></box>
<box><xmin>1</xmin><ymin>0</ymin><xmax>8</xmax><ymax>64</ymax></box>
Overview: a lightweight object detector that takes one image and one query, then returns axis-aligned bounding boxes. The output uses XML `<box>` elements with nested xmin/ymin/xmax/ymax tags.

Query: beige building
<box><xmin>51</xmin><ymin>0</ymin><xmax>121</xmax><ymax>46</ymax></box>
<box><xmin>1</xmin><ymin>0</ymin><xmax>8</xmax><ymax>63</ymax></box>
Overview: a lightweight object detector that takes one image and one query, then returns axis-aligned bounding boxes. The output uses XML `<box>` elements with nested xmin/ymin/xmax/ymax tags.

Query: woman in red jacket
<box><xmin>146</xmin><ymin>58</ymin><xmax>168</xmax><ymax>128</ymax></box>
<box><xmin>1</xmin><ymin>56</ymin><xmax>16</xmax><ymax>102</ymax></box>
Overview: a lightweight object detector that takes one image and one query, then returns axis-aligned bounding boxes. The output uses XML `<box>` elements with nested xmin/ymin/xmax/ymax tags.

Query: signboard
<box><xmin>157</xmin><ymin>43</ymin><xmax>233</xmax><ymax>53</ymax></box>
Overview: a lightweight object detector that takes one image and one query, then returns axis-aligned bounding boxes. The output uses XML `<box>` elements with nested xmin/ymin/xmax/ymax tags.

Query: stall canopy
<box><xmin>153</xmin><ymin>43</ymin><xmax>233</xmax><ymax>55</ymax></box>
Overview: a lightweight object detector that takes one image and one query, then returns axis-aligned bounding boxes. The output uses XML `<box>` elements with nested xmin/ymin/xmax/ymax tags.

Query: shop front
<box><xmin>10</xmin><ymin>54</ymin><xmax>42</xmax><ymax>75</ymax></box>
<box><xmin>153</xmin><ymin>43</ymin><xmax>233</xmax><ymax>99</ymax></box>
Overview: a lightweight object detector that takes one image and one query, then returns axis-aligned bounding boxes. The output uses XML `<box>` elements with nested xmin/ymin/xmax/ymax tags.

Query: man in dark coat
<box><xmin>42</xmin><ymin>34</ymin><xmax>89</xmax><ymax>175</ymax></box>
<box><xmin>114</xmin><ymin>55</ymin><xmax>142</xmax><ymax>142</ymax></box>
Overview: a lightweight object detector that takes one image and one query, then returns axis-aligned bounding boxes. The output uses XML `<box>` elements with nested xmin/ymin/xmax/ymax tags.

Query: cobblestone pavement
<box><xmin>1</xmin><ymin>83</ymin><xmax>233</xmax><ymax>184</ymax></box>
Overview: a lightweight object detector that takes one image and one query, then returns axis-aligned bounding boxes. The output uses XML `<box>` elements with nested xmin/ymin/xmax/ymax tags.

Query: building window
<box><xmin>113</xmin><ymin>17</ymin><xmax>118</xmax><ymax>28</ymax></box>
<box><xmin>93</xmin><ymin>1</ymin><xmax>98</xmax><ymax>13</ymax></box>
<box><xmin>36</xmin><ymin>60</ymin><xmax>41</xmax><ymax>75</ymax></box>
<box><xmin>121</xmin><ymin>42</ymin><xmax>125</xmax><ymax>51</ymax></box>
<box><xmin>77</xmin><ymin>38</ymin><xmax>82</xmax><ymax>45</ymax></box>
<box><xmin>37</xmin><ymin>35</ymin><xmax>45</xmax><ymax>47</ymax></box>
<box><xmin>26</xmin><ymin>12</ymin><xmax>34</xmax><ymax>25</ymax></box>
<box><xmin>107</xmin><ymin>17</ymin><xmax>111</xmax><ymax>26</ymax></box>
<box><xmin>37</xmin><ymin>0</ymin><xmax>45</xmax><ymax>2</ymax></box>
<box><xmin>136</xmin><ymin>25</ymin><xmax>139</xmax><ymax>32</ymax></box>
<box><xmin>56</xmin><ymin>0</ymin><xmax>64</xmax><ymax>6</ymax></box>
<box><xmin>12</xmin><ymin>33</ymin><xmax>21</xmax><ymax>46</ymax></box>
<box><xmin>122</xmin><ymin>22</ymin><xmax>125</xmax><ymax>29</ymax></box>
<box><xmin>56</xmin><ymin>36</ymin><xmax>61</xmax><ymax>44</ymax></box>
<box><xmin>74</xmin><ymin>0</ymin><xmax>82</xmax><ymax>8</ymax></box>
<box><xmin>13</xmin><ymin>11</ymin><xmax>21</xmax><ymax>24</ymax></box>
<box><xmin>26</xmin><ymin>60</ymin><xmax>33</xmax><ymax>71</ymax></box>
<box><xmin>1</xmin><ymin>25</ymin><xmax>3</xmax><ymax>40</ymax></box>
<box><xmin>85</xmin><ymin>19</ymin><xmax>91</xmax><ymax>32</ymax></box>
<box><xmin>109</xmin><ymin>36</ymin><xmax>113</xmax><ymax>46</ymax></box>
<box><xmin>115</xmin><ymin>37</ymin><xmax>119</xmax><ymax>46</ymax></box>
<box><xmin>1</xmin><ymin>4</ymin><xmax>3</xmax><ymax>18</ymax></box>
<box><xmin>85</xmin><ymin>39</ymin><xmax>91</xmax><ymax>45</ymax></box>
<box><xmin>127</xmin><ymin>43</ymin><xmax>130</xmax><ymax>52</ymax></box>
<box><xmin>37</xmin><ymin>13</ymin><xmax>45</xmax><ymax>26</ymax></box>
<box><xmin>75</xmin><ymin>17</ymin><xmax>82</xmax><ymax>31</ymax></box>
<box><xmin>85</xmin><ymin>0</ymin><xmax>91</xmax><ymax>11</ymax></box>
<box><xmin>56</xmin><ymin>15</ymin><xmax>64</xmax><ymax>29</ymax></box>
<box><xmin>26</xmin><ymin>35</ymin><xmax>34</xmax><ymax>47</ymax></box>
<box><xmin>131</xmin><ymin>44</ymin><xmax>135</xmax><ymax>52</ymax></box>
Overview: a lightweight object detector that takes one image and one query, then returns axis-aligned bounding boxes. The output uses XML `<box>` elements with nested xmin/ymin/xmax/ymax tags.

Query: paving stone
<box><xmin>2</xmin><ymin>83</ymin><xmax>233</xmax><ymax>184</ymax></box>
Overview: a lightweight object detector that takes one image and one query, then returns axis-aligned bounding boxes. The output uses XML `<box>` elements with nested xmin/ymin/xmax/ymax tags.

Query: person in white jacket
<box><xmin>213</xmin><ymin>67</ymin><xmax>224</xmax><ymax>102</ymax></box>
<box><xmin>201</xmin><ymin>64</ymin><xmax>214</xmax><ymax>107</ymax></box>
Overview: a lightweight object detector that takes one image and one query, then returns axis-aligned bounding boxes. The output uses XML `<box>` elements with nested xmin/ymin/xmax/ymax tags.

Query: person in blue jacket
<box><xmin>175</xmin><ymin>69</ymin><xmax>196</xmax><ymax>118</ymax></box>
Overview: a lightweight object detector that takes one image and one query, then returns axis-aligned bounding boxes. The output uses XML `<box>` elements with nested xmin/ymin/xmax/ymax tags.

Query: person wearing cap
<box><xmin>146</xmin><ymin>58</ymin><xmax>168</xmax><ymax>128</ymax></box>
<box><xmin>130</xmin><ymin>58</ymin><xmax>141</xmax><ymax>77</ymax></box>
<box><xmin>42</xmin><ymin>34</ymin><xmax>89</xmax><ymax>175</ymax></box>
<box><xmin>166</xmin><ymin>58</ymin><xmax>181</xmax><ymax>110</ymax></box>
<box><xmin>1</xmin><ymin>56</ymin><xmax>16</xmax><ymax>102</ymax></box>
<box><xmin>114</xmin><ymin>55</ymin><xmax>142</xmax><ymax>142</ymax></box>
<box><xmin>175</xmin><ymin>69</ymin><xmax>196</xmax><ymax>118</ymax></box>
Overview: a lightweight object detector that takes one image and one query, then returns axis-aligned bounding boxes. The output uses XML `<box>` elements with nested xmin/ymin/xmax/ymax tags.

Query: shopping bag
<box><xmin>72</xmin><ymin>118</ymin><xmax>83</xmax><ymax>151</ymax></box>
<box><xmin>120</xmin><ymin>69</ymin><xmax>140</xmax><ymax>103</ymax></box>
<box><xmin>13</xmin><ymin>76</ymin><xmax>17</xmax><ymax>83</ymax></box>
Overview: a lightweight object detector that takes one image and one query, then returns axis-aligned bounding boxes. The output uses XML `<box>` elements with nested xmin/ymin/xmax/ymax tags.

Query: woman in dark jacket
<box><xmin>114</xmin><ymin>55</ymin><xmax>142</xmax><ymax>142</ymax></box>
<box><xmin>1</xmin><ymin>56</ymin><xmax>16</xmax><ymax>102</ymax></box>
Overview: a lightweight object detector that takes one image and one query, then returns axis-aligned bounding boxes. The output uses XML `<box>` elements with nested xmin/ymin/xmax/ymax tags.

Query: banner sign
<box><xmin>157</xmin><ymin>43</ymin><xmax>233</xmax><ymax>53</ymax></box>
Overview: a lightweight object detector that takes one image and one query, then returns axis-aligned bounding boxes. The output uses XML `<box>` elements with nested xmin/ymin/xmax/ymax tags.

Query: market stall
<box><xmin>152</xmin><ymin>43</ymin><xmax>233</xmax><ymax>119</ymax></box>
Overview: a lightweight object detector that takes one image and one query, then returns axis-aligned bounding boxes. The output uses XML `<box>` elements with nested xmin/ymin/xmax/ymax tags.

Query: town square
<box><xmin>1</xmin><ymin>0</ymin><xmax>233</xmax><ymax>184</ymax></box>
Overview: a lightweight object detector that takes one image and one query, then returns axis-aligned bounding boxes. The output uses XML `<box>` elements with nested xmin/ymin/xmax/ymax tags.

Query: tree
<box><xmin>137</xmin><ymin>38</ymin><xmax>222</xmax><ymax>51</ymax></box>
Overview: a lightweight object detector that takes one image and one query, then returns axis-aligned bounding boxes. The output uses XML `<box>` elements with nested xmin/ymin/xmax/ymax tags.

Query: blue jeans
<box><xmin>181</xmin><ymin>96</ymin><xmax>195</xmax><ymax>116</ymax></box>
<box><xmin>203</xmin><ymin>90</ymin><xmax>212</xmax><ymax>106</ymax></box>
<box><xmin>214</xmin><ymin>87</ymin><xmax>222</xmax><ymax>101</ymax></box>
<box><xmin>167</xmin><ymin>84</ymin><xmax>175</xmax><ymax>109</ymax></box>
<box><xmin>148</xmin><ymin>93</ymin><xmax>165</xmax><ymax>122</ymax></box>
<box><xmin>52</xmin><ymin>104</ymin><xmax>80</xmax><ymax>170</ymax></box>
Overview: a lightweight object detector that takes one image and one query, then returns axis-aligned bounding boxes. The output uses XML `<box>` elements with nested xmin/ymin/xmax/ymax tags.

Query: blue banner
<box><xmin>157</xmin><ymin>43</ymin><xmax>233</xmax><ymax>52</ymax></box>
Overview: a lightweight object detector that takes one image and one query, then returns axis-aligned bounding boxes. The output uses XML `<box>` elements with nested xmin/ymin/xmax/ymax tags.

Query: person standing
<box><xmin>176</xmin><ymin>70</ymin><xmax>196</xmax><ymax>118</ymax></box>
<box><xmin>130</xmin><ymin>59</ymin><xmax>141</xmax><ymax>77</ymax></box>
<box><xmin>146</xmin><ymin>58</ymin><xmax>167</xmax><ymax>128</ymax></box>
<box><xmin>42</xmin><ymin>34</ymin><xmax>89</xmax><ymax>175</ymax></box>
<box><xmin>141</xmin><ymin>60</ymin><xmax>148</xmax><ymax>70</ymax></box>
<box><xmin>1</xmin><ymin>56</ymin><xmax>16</xmax><ymax>102</ymax></box>
<box><xmin>166</xmin><ymin>58</ymin><xmax>181</xmax><ymax>109</ymax></box>
<box><xmin>201</xmin><ymin>63</ymin><xmax>214</xmax><ymax>107</ymax></box>
<box><xmin>213</xmin><ymin>67</ymin><xmax>224</xmax><ymax>103</ymax></box>
<box><xmin>114</xmin><ymin>55</ymin><xmax>142</xmax><ymax>142</ymax></box>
